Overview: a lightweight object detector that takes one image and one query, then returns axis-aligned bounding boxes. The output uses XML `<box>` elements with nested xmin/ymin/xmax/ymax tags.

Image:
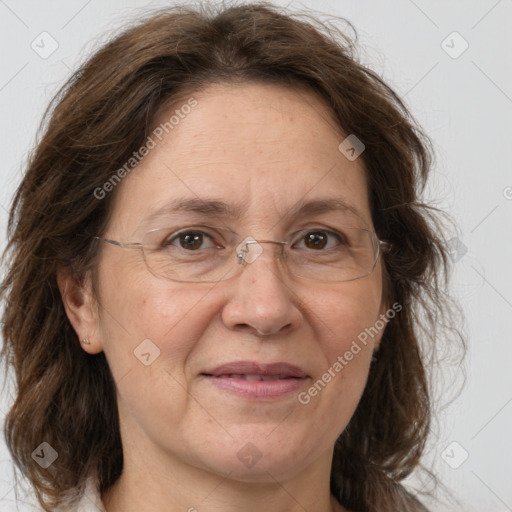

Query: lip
<box><xmin>202</xmin><ymin>361</ymin><xmax>308</xmax><ymax>378</ymax></box>
<box><xmin>201</xmin><ymin>361</ymin><xmax>309</xmax><ymax>400</ymax></box>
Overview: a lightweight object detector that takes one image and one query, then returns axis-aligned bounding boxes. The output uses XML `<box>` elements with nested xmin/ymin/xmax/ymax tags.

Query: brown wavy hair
<box><xmin>1</xmin><ymin>2</ymin><xmax>463</xmax><ymax>511</ymax></box>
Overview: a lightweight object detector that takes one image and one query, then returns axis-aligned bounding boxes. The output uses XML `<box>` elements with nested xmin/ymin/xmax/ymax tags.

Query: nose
<box><xmin>221</xmin><ymin>242</ymin><xmax>303</xmax><ymax>337</ymax></box>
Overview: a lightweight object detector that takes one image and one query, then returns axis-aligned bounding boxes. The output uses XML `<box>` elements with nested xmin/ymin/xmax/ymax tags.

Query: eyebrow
<box><xmin>285</xmin><ymin>198</ymin><xmax>364</xmax><ymax>222</ymax></box>
<box><xmin>139</xmin><ymin>196</ymin><xmax>365</xmax><ymax>227</ymax></box>
<box><xmin>140</xmin><ymin>197</ymin><xmax>245</xmax><ymax>227</ymax></box>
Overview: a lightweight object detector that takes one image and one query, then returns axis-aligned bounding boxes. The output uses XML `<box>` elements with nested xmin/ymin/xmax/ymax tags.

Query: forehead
<box><xmin>108</xmin><ymin>82</ymin><xmax>372</xmax><ymax>234</ymax></box>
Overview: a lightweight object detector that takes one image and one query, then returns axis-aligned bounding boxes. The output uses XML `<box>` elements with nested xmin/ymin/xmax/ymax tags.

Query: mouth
<box><xmin>202</xmin><ymin>360</ymin><xmax>308</xmax><ymax>378</ymax></box>
<box><xmin>200</xmin><ymin>361</ymin><xmax>309</xmax><ymax>399</ymax></box>
<box><xmin>206</xmin><ymin>374</ymin><xmax>301</xmax><ymax>381</ymax></box>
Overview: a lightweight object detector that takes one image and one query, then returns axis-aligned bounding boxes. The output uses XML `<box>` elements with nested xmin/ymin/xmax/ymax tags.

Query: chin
<box><xmin>205</xmin><ymin>455</ymin><xmax>305</xmax><ymax>483</ymax></box>
<box><xmin>192</xmin><ymin>436</ymin><xmax>315</xmax><ymax>483</ymax></box>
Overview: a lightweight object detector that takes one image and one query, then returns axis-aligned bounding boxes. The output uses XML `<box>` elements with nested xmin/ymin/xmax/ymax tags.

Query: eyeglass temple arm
<box><xmin>94</xmin><ymin>237</ymin><xmax>142</xmax><ymax>249</ymax></box>
<box><xmin>379</xmin><ymin>240</ymin><xmax>392</xmax><ymax>253</ymax></box>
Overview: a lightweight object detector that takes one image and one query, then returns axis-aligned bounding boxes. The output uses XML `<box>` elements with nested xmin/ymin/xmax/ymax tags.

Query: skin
<box><xmin>58</xmin><ymin>82</ymin><xmax>388</xmax><ymax>512</ymax></box>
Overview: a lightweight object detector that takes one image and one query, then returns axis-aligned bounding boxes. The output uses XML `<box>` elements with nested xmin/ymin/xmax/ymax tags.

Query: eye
<box><xmin>294</xmin><ymin>230</ymin><xmax>345</xmax><ymax>250</ymax></box>
<box><xmin>168</xmin><ymin>230</ymin><xmax>216</xmax><ymax>251</ymax></box>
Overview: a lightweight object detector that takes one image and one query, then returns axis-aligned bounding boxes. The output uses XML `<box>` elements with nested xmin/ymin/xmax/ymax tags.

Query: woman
<box><xmin>0</xmin><ymin>2</ymin><xmax>461</xmax><ymax>511</ymax></box>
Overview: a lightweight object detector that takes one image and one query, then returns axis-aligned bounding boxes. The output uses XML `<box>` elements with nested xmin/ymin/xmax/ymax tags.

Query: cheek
<box><xmin>96</xmin><ymin>274</ymin><xmax>222</xmax><ymax>430</ymax></box>
<box><xmin>297</xmin><ymin>278</ymin><xmax>384</xmax><ymax>414</ymax></box>
<box><xmin>303</xmin><ymin>276</ymin><xmax>384</xmax><ymax>350</ymax></box>
<box><xmin>96</xmin><ymin>257</ymin><xmax>218</xmax><ymax>378</ymax></box>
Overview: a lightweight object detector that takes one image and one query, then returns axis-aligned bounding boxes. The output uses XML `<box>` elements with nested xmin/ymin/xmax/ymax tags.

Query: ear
<box><xmin>374</xmin><ymin>291</ymin><xmax>392</xmax><ymax>352</ymax></box>
<box><xmin>374</xmin><ymin>260</ymin><xmax>396</xmax><ymax>347</ymax></box>
<box><xmin>57</xmin><ymin>266</ymin><xmax>103</xmax><ymax>354</ymax></box>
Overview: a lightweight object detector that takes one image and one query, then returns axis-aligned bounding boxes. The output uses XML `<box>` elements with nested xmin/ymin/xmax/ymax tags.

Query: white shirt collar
<box><xmin>75</xmin><ymin>475</ymin><xmax>106</xmax><ymax>512</ymax></box>
<box><xmin>51</xmin><ymin>474</ymin><xmax>106</xmax><ymax>512</ymax></box>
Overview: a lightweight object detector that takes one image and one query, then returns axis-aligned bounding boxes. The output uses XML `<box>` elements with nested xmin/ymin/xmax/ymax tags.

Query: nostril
<box><xmin>234</xmin><ymin>323</ymin><xmax>254</xmax><ymax>333</ymax></box>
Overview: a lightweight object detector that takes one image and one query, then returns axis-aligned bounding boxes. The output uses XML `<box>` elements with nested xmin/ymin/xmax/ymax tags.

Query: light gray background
<box><xmin>0</xmin><ymin>1</ymin><xmax>511</xmax><ymax>511</ymax></box>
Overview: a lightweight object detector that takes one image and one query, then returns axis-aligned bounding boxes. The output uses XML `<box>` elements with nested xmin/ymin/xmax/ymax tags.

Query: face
<box><xmin>72</xmin><ymin>82</ymin><xmax>387</xmax><ymax>483</ymax></box>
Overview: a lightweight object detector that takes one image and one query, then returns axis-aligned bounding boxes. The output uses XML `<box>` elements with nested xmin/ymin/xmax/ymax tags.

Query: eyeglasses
<box><xmin>95</xmin><ymin>224</ymin><xmax>389</xmax><ymax>283</ymax></box>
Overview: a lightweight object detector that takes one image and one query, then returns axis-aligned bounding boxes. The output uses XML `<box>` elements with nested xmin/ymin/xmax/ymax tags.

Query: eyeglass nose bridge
<box><xmin>236</xmin><ymin>238</ymin><xmax>287</xmax><ymax>265</ymax></box>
